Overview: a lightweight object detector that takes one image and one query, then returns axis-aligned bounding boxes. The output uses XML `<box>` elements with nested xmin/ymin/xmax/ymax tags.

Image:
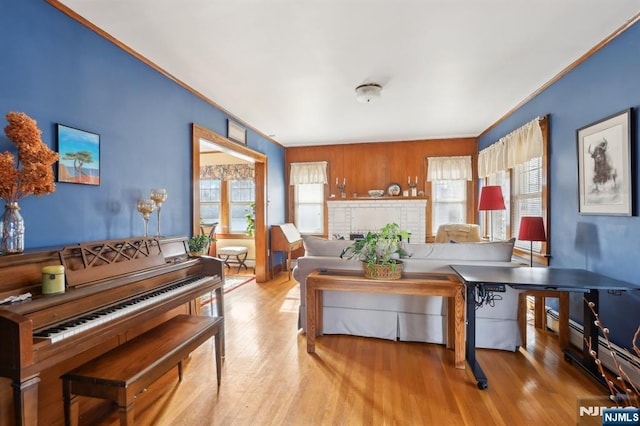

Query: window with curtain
<box><xmin>427</xmin><ymin>156</ymin><xmax>472</xmax><ymax>234</ymax></box>
<box><xmin>200</xmin><ymin>162</ymin><xmax>255</xmax><ymax>235</ymax></box>
<box><xmin>290</xmin><ymin>161</ymin><xmax>327</xmax><ymax>234</ymax></box>
<box><xmin>228</xmin><ymin>180</ymin><xmax>255</xmax><ymax>233</ymax></box>
<box><xmin>478</xmin><ymin>116</ymin><xmax>548</xmax><ymax>262</ymax></box>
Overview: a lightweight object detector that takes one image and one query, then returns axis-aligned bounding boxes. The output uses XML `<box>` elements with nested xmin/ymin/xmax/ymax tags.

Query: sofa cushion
<box><xmin>401</xmin><ymin>238</ymin><xmax>515</xmax><ymax>262</ymax></box>
<box><xmin>302</xmin><ymin>235</ymin><xmax>353</xmax><ymax>257</ymax></box>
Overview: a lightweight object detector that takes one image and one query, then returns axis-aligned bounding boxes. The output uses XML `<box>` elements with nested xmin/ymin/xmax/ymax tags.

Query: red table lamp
<box><xmin>518</xmin><ymin>216</ymin><xmax>546</xmax><ymax>266</ymax></box>
<box><xmin>478</xmin><ymin>186</ymin><xmax>505</xmax><ymax>241</ymax></box>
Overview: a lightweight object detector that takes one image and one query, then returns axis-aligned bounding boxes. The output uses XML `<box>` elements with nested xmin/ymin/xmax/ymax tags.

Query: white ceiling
<box><xmin>58</xmin><ymin>0</ymin><xmax>640</xmax><ymax>147</ymax></box>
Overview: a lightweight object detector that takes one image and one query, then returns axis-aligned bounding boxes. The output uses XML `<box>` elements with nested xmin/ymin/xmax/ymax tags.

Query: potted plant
<box><xmin>245</xmin><ymin>202</ymin><xmax>255</xmax><ymax>237</ymax></box>
<box><xmin>188</xmin><ymin>234</ymin><xmax>214</xmax><ymax>256</ymax></box>
<box><xmin>340</xmin><ymin>222</ymin><xmax>409</xmax><ymax>279</ymax></box>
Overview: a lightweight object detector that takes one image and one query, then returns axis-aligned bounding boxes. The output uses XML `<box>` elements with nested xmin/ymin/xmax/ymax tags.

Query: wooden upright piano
<box><xmin>0</xmin><ymin>236</ymin><xmax>224</xmax><ymax>426</ymax></box>
<box><xmin>270</xmin><ymin>223</ymin><xmax>302</xmax><ymax>280</ymax></box>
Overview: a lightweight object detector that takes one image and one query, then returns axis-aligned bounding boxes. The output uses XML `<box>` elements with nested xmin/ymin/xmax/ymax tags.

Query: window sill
<box><xmin>215</xmin><ymin>233</ymin><xmax>253</xmax><ymax>240</ymax></box>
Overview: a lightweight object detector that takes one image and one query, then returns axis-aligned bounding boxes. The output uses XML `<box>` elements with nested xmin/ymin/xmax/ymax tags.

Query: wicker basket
<box><xmin>363</xmin><ymin>261</ymin><xmax>403</xmax><ymax>280</ymax></box>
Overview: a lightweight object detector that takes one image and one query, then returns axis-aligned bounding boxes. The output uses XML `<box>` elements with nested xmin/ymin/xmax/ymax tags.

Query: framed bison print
<box><xmin>577</xmin><ymin>109</ymin><xmax>632</xmax><ymax>215</ymax></box>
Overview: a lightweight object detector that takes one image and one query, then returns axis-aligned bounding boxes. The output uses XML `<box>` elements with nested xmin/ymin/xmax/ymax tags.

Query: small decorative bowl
<box><xmin>368</xmin><ymin>189</ymin><xmax>385</xmax><ymax>197</ymax></box>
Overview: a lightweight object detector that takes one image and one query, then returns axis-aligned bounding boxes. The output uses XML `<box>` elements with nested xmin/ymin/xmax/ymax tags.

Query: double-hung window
<box><xmin>290</xmin><ymin>161</ymin><xmax>328</xmax><ymax>235</ymax></box>
<box><xmin>427</xmin><ymin>156</ymin><xmax>473</xmax><ymax>235</ymax></box>
<box><xmin>485</xmin><ymin>171</ymin><xmax>510</xmax><ymax>241</ymax></box>
<box><xmin>200</xmin><ymin>179</ymin><xmax>221</xmax><ymax>225</ymax></box>
<box><xmin>512</xmin><ymin>157</ymin><xmax>543</xmax><ymax>251</ymax></box>
<box><xmin>295</xmin><ymin>183</ymin><xmax>324</xmax><ymax>234</ymax></box>
<box><xmin>228</xmin><ymin>180</ymin><xmax>255</xmax><ymax>233</ymax></box>
<box><xmin>431</xmin><ymin>180</ymin><xmax>467</xmax><ymax>234</ymax></box>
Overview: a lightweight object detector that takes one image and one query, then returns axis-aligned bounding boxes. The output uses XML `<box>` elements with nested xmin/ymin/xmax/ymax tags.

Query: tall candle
<box><xmin>336</xmin><ymin>177</ymin><xmax>338</xmax><ymax>185</ymax></box>
<box><xmin>343</xmin><ymin>178</ymin><xmax>346</xmax><ymax>185</ymax></box>
<box><xmin>408</xmin><ymin>176</ymin><xmax>410</xmax><ymax>184</ymax></box>
<box><xmin>415</xmin><ymin>176</ymin><xmax>418</xmax><ymax>184</ymax></box>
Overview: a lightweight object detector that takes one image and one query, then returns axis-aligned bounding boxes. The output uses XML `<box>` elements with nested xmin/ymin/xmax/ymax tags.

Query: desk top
<box><xmin>449</xmin><ymin>265</ymin><xmax>638</xmax><ymax>292</ymax></box>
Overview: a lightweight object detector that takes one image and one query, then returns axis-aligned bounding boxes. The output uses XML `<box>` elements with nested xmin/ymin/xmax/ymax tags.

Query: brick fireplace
<box><xmin>327</xmin><ymin>199</ymin><xmax>427</xmax><ymax>242</ymax></box>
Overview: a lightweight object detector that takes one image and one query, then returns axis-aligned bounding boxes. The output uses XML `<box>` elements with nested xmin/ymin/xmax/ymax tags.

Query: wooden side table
<box><xmin>518</xmin><ymin>290</ymin><xmax>570</xmax><ymax>349</ymax></box>
<box><xmin>305</xmin><ymin>269</ymin><xmax>466</xmax><ymax>369</ymax></box>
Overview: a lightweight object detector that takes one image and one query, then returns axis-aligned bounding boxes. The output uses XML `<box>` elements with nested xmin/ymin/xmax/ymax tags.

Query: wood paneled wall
<box><xmin>285</xmin><ymin>137</ymin><xmax>478</xmax><ymax>240</ymax></box>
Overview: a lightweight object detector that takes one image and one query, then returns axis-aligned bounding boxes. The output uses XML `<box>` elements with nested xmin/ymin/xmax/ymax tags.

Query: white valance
<box><xmin>478</xmin><ymin>117</ymin><xmax>543</xmax><ymax>178</ymax></box>
<box><xmin>289</xmin><ymin>161</ymin><xmax>328</xmax><ymax>185</ymax></box>
<box><xmin>427</xmin><ymin>156</ymin><xmax>472</xmax><ymax>181</ymax></box>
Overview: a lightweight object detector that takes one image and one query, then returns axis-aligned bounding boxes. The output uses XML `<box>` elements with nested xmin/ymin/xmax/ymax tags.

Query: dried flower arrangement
<box><xmin>585</xmin><ymin>299</ymin><xmax>640</xmax><ymax>407</ymax></box>
<box><xmin>0</xmin><ymin>112</ymin><xmax>59</xmax><ymax>203</ymax></box>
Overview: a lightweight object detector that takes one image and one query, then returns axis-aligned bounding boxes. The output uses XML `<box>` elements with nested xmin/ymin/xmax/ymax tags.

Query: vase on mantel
<box><xmin>1</xmin><ymin>202</ymin><xmax>25</xmax><ymax>254</ymax></box>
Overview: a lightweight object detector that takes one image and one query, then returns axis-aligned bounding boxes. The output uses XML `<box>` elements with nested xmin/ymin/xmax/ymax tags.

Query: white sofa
<box><xmin>293</xmin><ymin>236</ymin><xmax>523</xmax><ymax>351</ymax></box>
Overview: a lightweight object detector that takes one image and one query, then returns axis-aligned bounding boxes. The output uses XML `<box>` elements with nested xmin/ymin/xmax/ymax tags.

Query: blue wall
<box><xmin>0</xmin><ymin>0</ymin><xmax>285</xmax><ymax>248</ymax></box>
<box><xmin>479</xmin><ymin>21</ymin><xmax>640</xmax><ymax>346</ymax></box>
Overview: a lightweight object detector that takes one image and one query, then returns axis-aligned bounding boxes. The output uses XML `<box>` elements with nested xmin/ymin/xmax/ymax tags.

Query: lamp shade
<box><xmin>478</xmin><ymin>186</ymin><xmax>505</xmax><ymax>211</ymax></box>
<box><xmin>518</xmin><ymin>216</ymin><xmax>546</xmax><ymax>241</ymax></box>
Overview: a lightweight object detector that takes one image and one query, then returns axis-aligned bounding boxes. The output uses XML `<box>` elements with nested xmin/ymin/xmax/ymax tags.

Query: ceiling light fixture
<box><xmin>355</xmin><ymin>83</ymin><xmax>382</xmax><ymax>103</ymax></box>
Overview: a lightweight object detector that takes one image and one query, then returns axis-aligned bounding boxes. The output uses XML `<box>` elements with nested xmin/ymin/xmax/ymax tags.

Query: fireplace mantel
<box><xmin>327</xmin><ymin>198</ymin><xmax>427</xmax><ymax>242</ymax></box>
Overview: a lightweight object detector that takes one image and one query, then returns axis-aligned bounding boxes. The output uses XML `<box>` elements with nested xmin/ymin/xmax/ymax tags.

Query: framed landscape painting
<box><xmin>577</xmin><ymin>109</ymin><xmax>632</xmax><ymax>215</ymax></box>
<box><xmin>56</xmin><ymin>124</ymin><xmax>100</xmax><ymax>186</ymax></box>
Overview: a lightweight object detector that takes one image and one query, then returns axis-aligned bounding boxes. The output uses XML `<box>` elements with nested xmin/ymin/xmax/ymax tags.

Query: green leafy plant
<box><xmin>340</xmin><ymin>223</ymin><xmax>409</xmax><ymax>275</ymax></box>
<box><xmin>188</xmin><ymin>234</ymin><xmax>213</xmax><ymax>254</ymax></box>
<box><xmin>245</xmin><ymin>202</ymin><xmax>255</xmax><ymax>237</ymax></box>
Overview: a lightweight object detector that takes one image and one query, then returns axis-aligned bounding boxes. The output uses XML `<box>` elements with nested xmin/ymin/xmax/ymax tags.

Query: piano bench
<box><xmin>61</xmin><ymin>314</ymin><xmax>223</xmax><ymax>426</ymax></box>
<box><xmin>216</xmin><ymin>246</ymin><xmax>249</xmax><ymax>273</ymax></box>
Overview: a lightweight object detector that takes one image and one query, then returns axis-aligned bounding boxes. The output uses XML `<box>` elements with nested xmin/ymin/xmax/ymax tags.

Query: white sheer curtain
<box><xmin>478</xmin><ymin>117</ymin><xmax>543</xmax><ymax>178</ymax></box>
<box><xmin>427</xmin><ymin>156</ymin><xmax>472</xmax><ymax>181</ymax></box>
<box><xmin>289</xmin><ymin>161</ymin><xmax>328</xmax><ymax>185</ymax></box>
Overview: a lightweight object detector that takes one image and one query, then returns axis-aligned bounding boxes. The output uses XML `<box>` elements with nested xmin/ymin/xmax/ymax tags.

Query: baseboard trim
<box><xmin>545</xmin><ymin>307</ymin><xmax>640</xmax><ymax>387</ymax></box>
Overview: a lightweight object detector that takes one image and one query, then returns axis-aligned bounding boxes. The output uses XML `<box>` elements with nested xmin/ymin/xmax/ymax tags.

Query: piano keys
<box><xmin>270</xmin><ymin>223</ymin><xmax>303</xmax><ymax>280</ymax></box>
<box><xmin>33</xmin><ymin>276</ymin><xmax>211</xmax><ymax>343</ymax></box>
<box><xmin>0</xmin><ymin>236</ymin><xmax>224</xmax><ymax>426</ymax></box>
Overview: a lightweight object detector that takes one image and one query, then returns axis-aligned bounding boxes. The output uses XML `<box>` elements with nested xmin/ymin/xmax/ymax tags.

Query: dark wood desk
<box><xmin>450</xmin><ymin>265</ymin><xmax>639</xmax><ymax>390</ymax></box>
<box><xmin>305</xmin><ymin>269</ymin><xmax>466</xmax><ymax>369</ymax></box>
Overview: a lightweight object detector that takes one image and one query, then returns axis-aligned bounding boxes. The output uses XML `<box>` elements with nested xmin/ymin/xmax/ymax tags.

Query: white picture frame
<box><xmin>227</xmin><ymin>119</ymin><xmax>247</xmax><ymax>145</ymax></box>
<box><xmin>577</xmin><ymin>108</ymin><xmax>633</xmax><ymax>215</ymax></box>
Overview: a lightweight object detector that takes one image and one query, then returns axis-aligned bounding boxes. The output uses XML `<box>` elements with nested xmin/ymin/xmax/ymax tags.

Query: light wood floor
<box><xmin>89</xmin><ymin>272</ymin><xmax>604</xmax><ymax>425</ymax></box>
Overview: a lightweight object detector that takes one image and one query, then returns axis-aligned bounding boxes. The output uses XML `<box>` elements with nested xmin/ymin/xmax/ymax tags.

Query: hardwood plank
<box><xmin>86</xmin><ymin>271</ymin><xmax>604</xmax><ymax>425</ymax></box>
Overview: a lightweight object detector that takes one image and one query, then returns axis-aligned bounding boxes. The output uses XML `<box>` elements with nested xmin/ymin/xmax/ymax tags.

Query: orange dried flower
<box><xmin>1</xmin><ymin>112</ymin><xmax>59</xmax><ymax>203</ymax></box>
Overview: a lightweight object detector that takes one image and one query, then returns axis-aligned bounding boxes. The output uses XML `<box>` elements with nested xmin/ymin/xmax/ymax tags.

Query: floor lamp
<box><xmin>478</xmin><ymin>186</ymin><xmax>505</xmax><ymax>241</ymax></box>
<box><xmin>518</xmin><ymin>216</ymin><xmax>546</xmax><ymax>267</ymax></box>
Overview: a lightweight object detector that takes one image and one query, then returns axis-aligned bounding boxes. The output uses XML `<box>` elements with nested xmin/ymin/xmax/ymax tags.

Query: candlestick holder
<box><xmin>408</xmin><ymin>178</ymin><xmax>418</xmax><ymax>196</ymax></box>
<box><xmin>337</xmin><ymin>182</ymin><xmax>346</xmax><ymax>198</ymax></box>
<box><xmin>136</xmin><ymin>199</ymin><xmax>156</xmax><ymax>237</ymax></box>
<box><xmin>150</xmin><ymin>188</ymin><xmax>168</xmax><ymax>237</ymax></box>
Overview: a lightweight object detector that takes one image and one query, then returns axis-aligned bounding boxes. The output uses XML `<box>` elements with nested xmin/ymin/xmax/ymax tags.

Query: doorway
<box><xmin>192</xmin><ymin>123</ymin><xmax>268</xmax><ymax>282</ymax></box>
